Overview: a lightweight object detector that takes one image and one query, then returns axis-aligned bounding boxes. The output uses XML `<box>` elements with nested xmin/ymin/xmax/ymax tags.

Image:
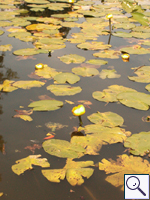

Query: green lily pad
<box><xmin>86</xmin><ymin>59</ymin><xmax>108</xmax><ymax>65</ymax></box>
<box><xmin>124</xmin><ymin>131</ymin><xmax>150</xmax><ymax>156</ymax></box>
<box><xmin>128</xmin><ymin>66</ymin><xmax>150</xmax><ymax>83</ymax></box>
<box><xmin>112</xmin><ymin>31</ymin><xmax>132</xmax><ymax>38</ymax></box>
<box><xmin>42</xmin><ymin>139</ymin><xmax>85</xmax><ymax>158</ymax></box>
<box><xmin>120</xmin><ymin>45</ymin><xmax>150</xmax><ymax>54</ymax></box>
<box><xmin>13</xmin><ymin>48</ymin><xmax>39</xmax><ymax>56</ymax></box>
<box><xmin>47</xmin><ymin>85</ymin><xmax>82</xmax><ymax>96</ymax></box>
<box><xmin>131</xmin><ymin>12</ymin><xmax>149</xmax><ymax>26</ymax></box>
<box><xmin>93</xmin><ymin>50</ymin><xmax>121</xmax><ymax>59</ymax></box>
<box><xmin>72</xmin><ymin>67</ymin><xmax>99</xmax><ymax>77</ymax></box>
<box><xmin>54</xmin><ymin>73</ymin><xmax>80</xmax><ymax>84</ymax></box>
<box><xmin>117</xmin><ymin>91</ymin><xmax>150</xmax><ymax>110</ymax></box>
<box><xmin>28</xmin><ymin>100</ymin><xmax>63</xmax><ymax>111</ymax></box>
<box><xmin>113</xmin><ymin>23</ymin><xmax>136</xmax><ymax>30</ymax></box>
<box><xmin>99</xmin><ymin>69</ymin><xmax>121</xmax><ymax>79</ymax></box>
<box><xmin>42</xmin><ymin>159</ymin><xmax>94</xmax><ymax>186</ymax></box>
<box><xmin>58</xmin><ymin>54</ymin><xmax>85</xmax><ymax>64</ymax></box>
<box><xmin>12</xmin><ymin>155</ymin><xmax>50</xmax><ymax>175</ymax></box>
<box><xmin>12</xmin><ymin>80</ymin><xmax>45</xmax><ymax>89</ymax></box>
<box><xmin>87</xmin><ymin>111</ymin><xmax>124</xmax><ymax>127</ymax></box>
<box><xmin>130</xmin><ymin>31</ymin><xmax>150</xmax><ymax>39</ymax></box>
<box><xmin>77</xmin><ymin>42</ymin><xmax>111</xmax><ymax>50</ymax></box>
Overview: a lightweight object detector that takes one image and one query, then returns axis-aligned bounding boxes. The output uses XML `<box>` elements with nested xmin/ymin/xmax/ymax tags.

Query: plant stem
<box><xmin>78</xmin><ymin>116</ymin><xmax>83</xmax><ymax>126</ymax></box>
<box><xmin>109</xmin><ymin>18</ymin><xmax>111</xmax><ymax>34</ymax></box>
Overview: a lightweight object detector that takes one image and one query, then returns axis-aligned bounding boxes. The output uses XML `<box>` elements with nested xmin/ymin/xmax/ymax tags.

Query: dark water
<box><xmin>0</xmin><ymin>1</ymin><xmax>150</xmax><ymax>200</ymax></box>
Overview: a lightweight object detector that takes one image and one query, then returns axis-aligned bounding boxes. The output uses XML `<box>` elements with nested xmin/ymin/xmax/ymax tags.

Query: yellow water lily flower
<box><xmin>106</xmin><ymin>13</ymin><xmax>113</xmax><ymax>19</ymax></box>
<box><xmin>68</xmin><ymin>0</ymin><xmax>74</xmax><ymax>3</ymax></box>
<box><xmin>35</xmin><ymin>63</ymin><xmax>44</xmax><ymax>70</ymax></box>
<box><xmin>121</xmin><ymin>54</ymin><xmax>130</xmax><ymax>62</ymax></box>
<box><xmin>72</xmin><ymin>104</ymin><xmax>85</xmax><ymax>116</ymax></box>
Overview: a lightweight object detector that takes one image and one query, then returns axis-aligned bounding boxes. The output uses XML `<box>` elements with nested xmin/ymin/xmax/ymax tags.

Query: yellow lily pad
<box><xmin>12</xmin><ymin>154</ymin><xmax>50</xmax><ymax>175</ymax></box>
<box><xmin>72</xmin><ymin>67</ymin><xmax>99</xmax><ymax>77</ymax></box>
<box><xmin>99</xmin><ymin>69</ymin><xmax>121</xmax><ymax>79</ymax></box>
<box><xmin>58</xmin><ymin>54</ymin><xmax>85</xmax><ymax>64</ymax></box>
<box><xmin>77</xmin><ymin>42</ymin><xmax>111</xmax><ymax>50</ymax></box>
<box><xmin>42</xmin><ymin>159</ymin><xmax>94</xmax><ymax>186</ymax></box>
<box><xmin>54</xmin><ymin>72</ymin><xmax>80</xmax><ymax>84</ymax></box>
<box><xmin>99</xmin><ymin>154</ymin><xmax>150</xmax><ymax>190</ymax></box>
<box><xmin>12</xmin><ymin>80</ymin><xmax>45</xmax><ymax>89</ymax></box>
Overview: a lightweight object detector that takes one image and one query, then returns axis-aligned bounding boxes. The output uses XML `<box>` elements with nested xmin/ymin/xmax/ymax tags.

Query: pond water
<box><xmin>0</xmin><ymin>0</ymin><xmax>150</xmax><ymax>199</ymax></box>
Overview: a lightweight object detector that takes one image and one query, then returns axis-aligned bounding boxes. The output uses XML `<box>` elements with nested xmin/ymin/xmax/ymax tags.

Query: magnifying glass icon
<box><xmin>126</xmin><ymin>176</ymin><xmax>146</xmax><ymax>196</ymax></box>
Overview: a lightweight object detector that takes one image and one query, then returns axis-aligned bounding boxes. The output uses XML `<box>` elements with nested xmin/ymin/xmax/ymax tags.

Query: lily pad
<box><xmin>42</xmin><ymin>139</ymin><xmax>85</xmax><ymax>158</ymax></box>
<box><xmin>12</xmin><ymin>155</ymin><xmax>50</xmax><ymax>175</ymax></box>
<box><xmin>0</xmin><ymin>30</ymin><xmax>4</xmax><ymax>36</ymax></box>
<box><xmin>28</xmin><ymin>100</ymin><xmax>63</xmax><ymax>111</ymax></box>
<box><xmin>120</xmin><ymin>45</ymin><xmax>150</xmax><ymax>54</ymax></box>
<box><xmin>131</xmin><ymin>12</ymin><xmax>149</xmax><ymax>26</ymax></box>
<box><xmin>113</xmin><ymin>23</ymin><xmax>136</xmax><ymax>30</ymax></box>
<box><xmin>86</xmin><ymin>59</ymin><xmax>108</xmax><ymax>65</ymax></box>
<box><xmin>72</xmin><ymin>67</ymin><xmax>99</xmax><ymax>77</ymax></box>
<box><xmin>87</xmin><ymin>111</ymin><xmax>124</xmax><ymax>127</ymax></box>
<box><xmin>0</xmin><ymin>44</ymin><xmax>12</xmax><ymax>51</ymax></box>
<box><xmin>0</xmin><ymin>80</ymin><xmax>18</xmax><ymax>92</ymax></box>
<box><xmin>13</xmin><ymin>48</ymin><xmax>39</xmax><ymax>56</ymax></box>
<box><xmin>35</xmin><ymin>65</ymin><xmax>59</xmax><ymax>79</ymax></box>
<box><xmin>124</xmin><ymin>131</ymin><xmax>150</xmax><ymax>156</ymax></box>
<box><xmin>58</xmin><ymin>54</ymin><xmax>85</xmax><ymax>64</ymax></box>
<box><xmin>47</xmin><ymin>85</ymin><xmax>82</xmax><ymax>96</ymax></box>
<box><xmin>112</xmin><ymin>31</ymin><xmax>132</xmax><ymax>38</ymax></box>
<box><xmin>42</xmin><ymin>159</ymin><xmax>94</xmax><ymax>186</ymax></box>
<box><xmin>53</xmin><ymin>73</ymin><xmax>80</xmax><ymax>84</ymax></box>
<box><xmin>77</xmin><ymin>42</ymin><xmax>111</xmax><ymax>50</ymax></box>
<box><xmin>99</xmin><ymin>154</ymin><xmax>150</xmax><ymax>191</ymax></box>
<box><xmin>93</xmin><ymin>50</ymin><xmax>121</xmax><ymax>59</ymax></box>
<box><xmin>99</xmin><ymin>69</ymin><xmax>121</xmax><ymax>79</ymax></box>
<box><xmin>128</xmin><ymin>66</ymin><xmax>150</xmax><ymax>83</ymax></box>
<box><xmin>12</xmin><ymin>80</ymin><xmax>45</xmax><ymax>89</ymax></box>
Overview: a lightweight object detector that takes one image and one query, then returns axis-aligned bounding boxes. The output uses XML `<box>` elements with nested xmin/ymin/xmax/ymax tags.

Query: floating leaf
<box><xmin>42</xmin><ymin>159</ymin><xmax>94</xmax><ymax>186</ymax></box>
<box><xmin>99</xmin><ymin>69</ymin><xmax>121</xmax><ymax>79</ymax></box>
<box><xmin>12</xmin><ymin>155</ymin><xmax>50</xmax><ymax>175</ymax></box>
<box><xmin>54</xmin><ymin>73</ymin><xmax>80</xmax><ymax>84</ymax></box>
<box><xmin>58</xmin><ymin>54</ymin><xmax>85</xmax><ymax>64</ymax></box>
<box><xmin>0</xmin><ymin>30</ymin><xmax>4</xmax><ymax>36</ymax></box>
<box><xmin>145</xmin><ymin>84</ymin><xmax>150</xmax><ymax>92</ymax></box>
<box><xmin>93</xmin><ymin>50</ymin><xmax>121</xmax><ymax>59</ymax></box>
<box><xmin>13</xmin><ymin>48</ymin><xmax>39</xmax><ymax>56</ymax></box>
<box><xmin>86</xmin><ymin>59</ymin><xmax>108</xmax><ymax>65</ymax></box>
<box><xmin>13</xmin><ymin>115</ymin><xmax>33</xmax><ymax>122</ymax></box>
<box><xmin>124</xmin><ymin>131</ymin><xmax>150</xmax><ymax>156</ymax></box>
<box><xmin>12</xmin><ymin>80</ymin><xmax>45</xmax><ymax>89</ymax></box>
<box><xmin>128</xmin><ymin>66</ymin><xmax>150</xmax><ymax>83</ymax></box>
<box><xmin>34</xmin><ymin>65</ymin><xmax>59</xmax><ymax>79</ymax></box>
<box><xmin>0</xmin><ymin>44</ymin><xmax>12</xmax><ymax>51</ymax></box>
<box><xmin>47</xmin><ymin>85</ymin><xmax>82</xmax><ymax>96</ymax></box>
<box><xmin>87</xmin><ymin>111</ymin><xmax>124</xmax><ymax>127</ymax></box>
<box><xmin>72</xmin><ymin>67</ymin><xmax>99</xmax><ymax>77</ymax></box>
<box><xmin>113</xmin><ymin>23</ymin><xmax>135</xmax><ymax>30</ymax></box>
<box><xmin>77</xmin><ymin>42</ymin><xmax>111</xmax><ymax>50</ymax></box>
<box><xmin>28</xmin><ymin>100</ymin><xmax>63</xmax><ymax>111</ymax></box>
<box><xmin>42</xmin><ymin>139</ymin><xmax>85</xmax><ymax>158</ymax></box>
<box><xmin>120</xmin><ymin>45</ymin><xmax>150</xmax><ymax>54</ymax></box>
<box><xmin>0</xmin><ymin>80</ymin><xmax>18</xmax><ymax>92</ymax></box>
<box><xmin>93</xmin><ymin>84</ymin><xmax>150</xmax><ymax>110</ymax></box>
<box><xmin>112</xmin><ymin>31</ymin><xmax>132</xmax><ymax>38</ymax></box>
<box><xmin>45</xmin><ymin>122</ymin><xmax>68</xmax><ymax>131</ymax></box>
<box><xmin>99</xmin><ymin>154</ymin><xmax>150</xmax><ymax>190</ymax></box>
<box><xmin>0</xmin><ymin>193</ymin><xmax>3</xmax><ymax>197</ymax></box>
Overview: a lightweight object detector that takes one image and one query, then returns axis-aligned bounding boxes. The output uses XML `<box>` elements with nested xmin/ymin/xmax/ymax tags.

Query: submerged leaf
<box><xmin>47</xmin><ymin>85</ymin><xmax>82</xmax><ymax>96</ymax></box>
<box><xmin>0</xmin><ymin>44</ymin><xmax>12</xmax><ymax>51</ymax></box>
<box><xmin>99</xmin><ymin>154</ymin><xmax>150</xmax><ymax>190</ymax></box>
<box><xmin>28</xmin><ymin>100</ymin><xmax>63</xmax><ymax>111</ymax></box>
<box><xmin>12</xmin><ymin>155</ymin><xmax>50</xmax><ymax>175</ymax></box>
<box><xmin>45</xmin><ymin>122</ymin><xmax>68</xmax><ymax>131</ymax></box>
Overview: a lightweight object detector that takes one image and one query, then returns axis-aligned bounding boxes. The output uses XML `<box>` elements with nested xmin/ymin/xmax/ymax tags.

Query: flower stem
<box><xmin>109</xmin><ymin>18</ymin><xmax>111</xmax><ymax>34</ymax></box>
<box><xmin>78</xmin><ymin>116</ymin><xmax>83</xmax><ymax>126</ymax></box>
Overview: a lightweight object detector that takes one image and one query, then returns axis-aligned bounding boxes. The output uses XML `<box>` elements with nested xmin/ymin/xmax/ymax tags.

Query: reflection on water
<box><xmin>0</xmin><ymin>135</ymin><xmax>5</xmax><ymax>154</ymax></box>
<box><xmin>0</xmin><ymin>52</ymin><xmax>19</xmax><ymax>83</ymax></box>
